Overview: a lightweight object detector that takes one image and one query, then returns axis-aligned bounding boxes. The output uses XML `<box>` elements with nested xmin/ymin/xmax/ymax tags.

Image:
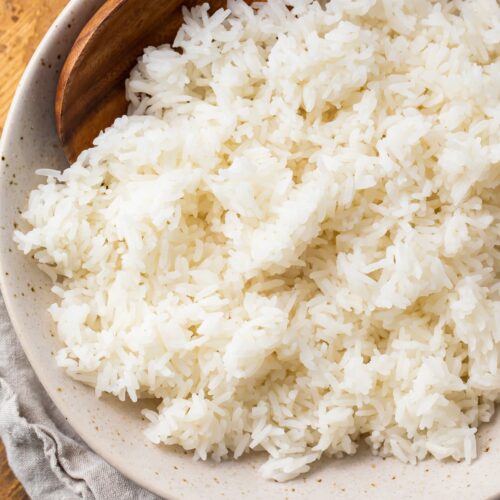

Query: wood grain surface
<box><xmin>0</xmin><ymin>1</ymin><xmax>68</xmax><ymax>497</ymax></box>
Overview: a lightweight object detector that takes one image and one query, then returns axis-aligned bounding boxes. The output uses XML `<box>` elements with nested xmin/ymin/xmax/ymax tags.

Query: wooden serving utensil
<box><xmin>55</xmin><ymin>0</ymin><xmax>227</xmax><ymax>164</ymax></box>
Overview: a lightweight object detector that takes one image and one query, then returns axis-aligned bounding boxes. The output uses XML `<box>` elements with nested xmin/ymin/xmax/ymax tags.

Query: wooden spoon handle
<box><xmin>55</xmin><ymin>0</ymin><xmax>206</xmax><ymax>163</ymax></box>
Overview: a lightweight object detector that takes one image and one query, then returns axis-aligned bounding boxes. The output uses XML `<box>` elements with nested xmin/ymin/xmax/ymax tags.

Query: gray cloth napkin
<box><xmin>0</xmin><ymin>292</ymin><xmax>161</xmax><ymax>500</ymax></box>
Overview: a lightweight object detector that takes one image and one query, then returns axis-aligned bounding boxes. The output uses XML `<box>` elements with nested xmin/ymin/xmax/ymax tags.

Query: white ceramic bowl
<box><xmin>1</xmin><ymin>2</ymin><xmax>499</xmax><ymax>498</ymax></box>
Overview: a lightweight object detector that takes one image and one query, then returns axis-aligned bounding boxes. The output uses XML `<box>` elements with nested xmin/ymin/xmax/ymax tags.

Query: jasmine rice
<box><xmin>15</xmin><ymin>0</ymin><xmax>500</xmax><ymax>481</ymax></box>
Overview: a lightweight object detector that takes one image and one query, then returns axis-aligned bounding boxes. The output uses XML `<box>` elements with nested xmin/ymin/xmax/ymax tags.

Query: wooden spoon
<box><xmin>55</xmin><ymin>0</ymin><xmax>227</xmax><ymax>164</ymax></box>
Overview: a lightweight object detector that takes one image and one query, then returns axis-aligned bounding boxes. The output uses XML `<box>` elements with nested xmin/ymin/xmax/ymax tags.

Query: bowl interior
<box><xmin>1</xmin><ymin>1</ymin><xmax>499</xmax><ymax>499</ymax></box>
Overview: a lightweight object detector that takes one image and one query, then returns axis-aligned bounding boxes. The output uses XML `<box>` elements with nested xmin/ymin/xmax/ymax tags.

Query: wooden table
<box><xmin>0</xmin><ymin>1</ymin><xmax>68</xmax><ymax>497</ymax></box>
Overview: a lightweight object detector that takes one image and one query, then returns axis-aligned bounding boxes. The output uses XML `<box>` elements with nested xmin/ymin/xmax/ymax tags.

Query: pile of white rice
<box><xmin>15</xmin><ymin>0</ymin><xmax>500</xmax><ymax>481</ymax></box>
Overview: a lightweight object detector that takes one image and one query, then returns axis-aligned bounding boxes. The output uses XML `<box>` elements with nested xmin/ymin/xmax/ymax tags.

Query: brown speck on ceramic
<box><xmin>57</xmin><ymin>387</ymin><xmax>62</xmax><ymax>392</ymax></box>
<box><xmin>485</xmin><ymin>447</ymin><xmax>490</xmax><ymax>452</ymax></box>
<box><xmin>371</xmin><ymin>483</ymin><xmax>376</xmax><ymax>488</ymax></box>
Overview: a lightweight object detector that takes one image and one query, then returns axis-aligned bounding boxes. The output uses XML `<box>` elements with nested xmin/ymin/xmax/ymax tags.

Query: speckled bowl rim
<box><xmin>0</xmin><ymin>1</ymin><xmax>163</xmax><ymax>496</ymax></box>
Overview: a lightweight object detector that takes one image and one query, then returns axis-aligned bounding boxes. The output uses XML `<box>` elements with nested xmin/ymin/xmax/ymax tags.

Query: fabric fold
<box><xmin>0</xmin><ymin>294</ymin><xmax>160</xmax><ymax>500</ymax></box>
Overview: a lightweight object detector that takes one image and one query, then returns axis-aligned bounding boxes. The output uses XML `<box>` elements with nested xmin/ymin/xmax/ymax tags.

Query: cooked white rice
<box><xmin>15</xmin><ymin>0</ymin><xmax>500</xmax><ymax>481</ymax></box>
